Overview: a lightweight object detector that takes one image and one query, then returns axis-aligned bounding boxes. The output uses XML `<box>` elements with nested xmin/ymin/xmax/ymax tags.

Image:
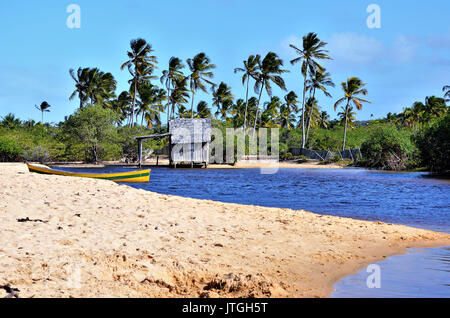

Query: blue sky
<box><xmin>0</xmin><ymin>0</ymin><xmax>449</xmax><ymax>124</ymax></box>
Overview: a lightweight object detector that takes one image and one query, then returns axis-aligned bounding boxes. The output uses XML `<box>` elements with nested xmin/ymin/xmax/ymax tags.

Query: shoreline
<box><xmin>1</xmin><ymin>163</ymin><xmax>449</xmax><ymax>298</ymax></box>
<box><xmin>48</xmin><ymin>159</ymin><xmax>346</xmax><ymax>170</ymax></box>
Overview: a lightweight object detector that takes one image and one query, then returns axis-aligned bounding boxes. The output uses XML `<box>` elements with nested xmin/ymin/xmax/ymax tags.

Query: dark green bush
<box><xmin>415</xmin><ymin>113</ymin><xmax>450</xmax><ymax>174</ymax></box>
<box><xmin>360</xmin><ymin>125</ymin><xmax>418</xmax><ymax>170</ymax></box>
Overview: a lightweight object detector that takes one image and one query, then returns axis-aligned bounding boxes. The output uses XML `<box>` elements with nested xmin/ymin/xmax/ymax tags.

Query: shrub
<box><xmin>360</xmin><ymin>125</ymin><xmax>418</xmax><ymax>170</ymax></box>
<box><xmin>415</xmin><ymin>113</ymin><xmax>450</xmax><ymax>174</ymax></box>
<box><xmin>0</xmin><ymin>138</ymin><xmax>23</xmax><ymax>162</ymax></box>
<box><xmin>60</xmin><ymin>105</ymin><xmax>120</xmax><ymax>163</ymax></box>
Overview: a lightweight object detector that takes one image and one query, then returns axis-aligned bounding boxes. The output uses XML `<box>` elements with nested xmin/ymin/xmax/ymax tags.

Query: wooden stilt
<box><xmin>138</xmin><ymin>139</ymin><xmax>143</xmax><ymax>168</ymax></box>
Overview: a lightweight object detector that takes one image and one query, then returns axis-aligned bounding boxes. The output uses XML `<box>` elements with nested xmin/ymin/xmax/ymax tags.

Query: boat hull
<box><xmin>27</xmin><ymin>163</ymin><xmax>150</xmax><ymax>183</ymax></box>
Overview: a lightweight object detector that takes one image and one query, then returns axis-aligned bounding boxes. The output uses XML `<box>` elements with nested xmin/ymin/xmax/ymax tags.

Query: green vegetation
<box><xmin>360</xmin><ymin>125</ymin><xmax>418</xmax><ymax>171</ymax></box>
<box><xmin>416</xmin><ymin>113</ymin><xmax>450</xmax><ymax>174</ymax></box>
<box><xmin>0</xmin><ymin>34</ymin><xmax>448</xmax><ymax>172</ymax></box>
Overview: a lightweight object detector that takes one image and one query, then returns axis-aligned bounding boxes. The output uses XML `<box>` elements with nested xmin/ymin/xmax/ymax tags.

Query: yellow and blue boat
<box><xmin>26</xmin><ymin>162</ymin><xmax>150</xmax><ymax>183</ymax></box>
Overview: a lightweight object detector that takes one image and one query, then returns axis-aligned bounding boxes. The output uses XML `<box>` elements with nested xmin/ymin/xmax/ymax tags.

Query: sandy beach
<box><xmin>0</xmin><ymin>163</ymin><xmax>449</xmax><ymax>298</ymax></box>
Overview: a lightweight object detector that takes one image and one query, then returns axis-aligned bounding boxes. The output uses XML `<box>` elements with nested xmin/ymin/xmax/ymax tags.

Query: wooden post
<box><xmin>138</xmin><ymin>139</ymin><xmax>143</xmax><ymax>168</ymax></box>
<box><xmin>156</xmin><ymin>156</ymin><xmax>159</xmax><ymax>166</ymax></box>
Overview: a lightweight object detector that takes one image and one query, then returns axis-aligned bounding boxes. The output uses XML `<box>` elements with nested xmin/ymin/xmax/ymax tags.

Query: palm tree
<box><xmin>234</xmin><ymin>55</ymin><xmax>261</xmax><ymax>132</ymax></box>
<box><xmin>35</xmin><ymin>101</ymin><xmax>51</xmax><ymax>123</ymax></box>
<box><xmin>338</xmin><ymin>106</ymin><xmax>357</xmax><ymax>128</ymax></box>
<box><xmin>161</xmin><ymin>57</ymin><xmax>185</xmax><ymax>128</ymax></box>
<box><xmin>443</xmin><ymin>85</ymin><xmax>450</xmax><ymax>104</ymax></box>
<box><xmin>334</xmin><ymin>77</ymin><xmax>371</xmax><ymax>151</ymax></box>
<box><xmin>305</xmin><ymin>97</ymin><xmax>322</xmax><ymax>144</ymax></box>
<box><xmin>279</xmin><ymin>92</ymin><xmax>298</xmax><ymax>129</ymax></box>
<box><xmin>230</xmin><ymin>99</ymin><xmax>246</xmax><ymax>128</ymax></box>
<box><xmin>318</xmin><ymin>111</ymin><xmax>330</xmax><ymax>129</ymax></box>
<box><xmin>423</xmin><ymin>96</ymin><xmax>447</xmax><ymax>121</ymax></box>
<box><xmin>110</xmin><ymin>91</ymin><xmax>133</xmax><ymax>125</ymax></box>
<box><xmin>290</xmin><ymin>32</ymin><xmax>332</xmax><ymax>148</ymax></box>
<box><xmin>69</xmin><ymin>67</ymin><xmax>90</xmax><ymax>108</ymax></box>
<box><xmin>195</xmin><ymin>101</ymin><xmax>212</xmax><ymax>118</ymax></box>
<box><xmin>137</xmin><ymin>83</ymin><xmax>167</xmax><ymax>127</ymax></box>
<box><xmin>212</xmin><ymin>82</ymin><xmax>234</xmax><ymax>120</ymax></box>
<box><xmin>186</xmin><ymin>53</ymin><xmax>216</xmax><ymax>119</ymax></box>
<box><xmin>121</xmin><ymin>38</ymin><xmax>158</xmax><ymax>127</ymax></box>
<box><xmin>261</xmin><ymin>96</ymin><xmax>282</xmax><ymax>128</ymax></box>
<box><xmin>69</xmin><ymin>67</ymin><xmax>116</xmax><ymax>108</ymax></box>
<box><xmin>253</xmin><ymin>52</ymin><xmax>288</xmax><ymax>134</ymax></box>
<box><xmin>170</xmin><ymin>76</ymin><xmax>191</xmax><ymax>119</ymax></box>
<box><xmin>1</xmin><ymin>113</ymin><xmax>21</xmax><ymax>129</ymax></box>
<box><xmin>305</xmin><ymin>68</ymin><xmax>334</xmax><ymax>144</ymax></box>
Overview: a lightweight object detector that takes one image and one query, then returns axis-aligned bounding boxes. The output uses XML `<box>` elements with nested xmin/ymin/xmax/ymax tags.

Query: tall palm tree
<box><xmin>90</xmin><ymin>70</ymin><xmax>117</xmax><ymax>107</ymax></box>
<box><xmin>305</xmin><ymin>68</ymin><xmax>334</xmax><ymax>144</ymax></box>
<box><xmin>69</xmin><ymin>67</ymin><xmax>116</xmax><ymax>108</ymax></box>
<box><xmin>69</xmin><ymin>67</ymin><xmax>90</xmax><ymax>108</ymax></box>
<box><xmin>334</xmin><ymin>77</ymin><xmax>370</xmax><ymax>151</ymax></box>
<box><xmin>318</xmin><ymin>111</ymin><xmax>330</xmax><ymax>129</ymax></box>
<box><xmin>161</xmin><ymin>57</ymin><xmax>185</xmax><ymax>128</ymax></box>
<box><xmin>110</xmin><ymin>91</ymin><xmax>132</xmax><ymax>125</ymax></box>
<box><xmin>35</xmin><ymin>101</ymin><xmax>51</xmax><ymax>123</ymax></box>
<box><xmin>234</xmin><ymin>55</ymin><xmax>261</xmax><ymax>132</ymax></box>
<box><xmin>305</xmin><ymin>97</ymin><xmax>322</xmax><ymax>144</ymax></box>
<box><xmin>186</xmin><ymin>53</ymin><xmax>216</xmax><ymax>119</ymax></box>
<box><xmin>261</xmin><ymin>96</ymin><xmax>282</xmax><ymax>128</ymax></box>
<box><xmin>290</xmin><ymin>32</ymin><xmax>332</xmax><ymax>148</ymax></box>
<box><xmin>137</xmin><ymin>83</ymin><xmax>167</xmax><ymax>127</ymax></box>
<box><xmin>195</xmin><ymin>101</ymin><xmax>212</xmax><ymax>118</ymax></box>
<box><xmin>443</xmin><ymin>85</ymin><xmax>450</xmax><ymax>104</ymax></box>
<box><xmin>338</xmin><ymin>106</ymin><xmax>357</xmax><ymax>128</ymax></box>
<box><xmin>170</xmin><ymin>77</ymin><xmax>191</xmax><ymax>118</ymax></box>
<box><xmin>423</xmin><ymin>96</ymin><xmax>447</xmax><ymax>121</ymax></box>
<box><xmin>279</xmin><ymin>92</ymin><xmax>298</xmax><ymax>129</ymax></box>
<box><xmin>253</xmin><ymin>52</ymin><xmax>288</xmax><ymax>134</ymax></box>
<box><xmin>121</xmin><ymin>38</ymin><xmax>158</xmax><ymax>127</ymax></box>
<box><xmin>230</xmin><ymin>99</ymin><xmax>246</xmax><ymax>128</ymax></box>
<box><xmin>212</xmin><ymin>82</ymin><xmax>234</xmax><ymax>120</ymax></box>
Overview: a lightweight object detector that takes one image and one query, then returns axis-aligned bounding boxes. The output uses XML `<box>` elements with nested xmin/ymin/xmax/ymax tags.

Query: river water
<box><xmin>60</xmin><ymin>166</ymin><xmax>450</xmax><ymax>297</ymax></box>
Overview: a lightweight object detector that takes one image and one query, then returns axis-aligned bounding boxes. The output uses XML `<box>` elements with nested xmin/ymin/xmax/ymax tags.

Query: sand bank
<box><xmin>0</xmin><ymin>163</ymin><xmax>448</xmax><ymax>298</ymax></box>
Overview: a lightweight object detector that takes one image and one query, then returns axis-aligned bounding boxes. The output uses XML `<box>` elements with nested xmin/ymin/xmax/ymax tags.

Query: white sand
<box><xmin>0</xmin><ymin>163</ymin><xmax>448</xmax><ymax>298</ymax></box>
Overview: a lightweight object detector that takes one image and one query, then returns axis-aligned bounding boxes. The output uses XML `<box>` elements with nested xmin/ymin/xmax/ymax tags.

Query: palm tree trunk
<box><xmin>243</xmin><ymin>76</ymin><xmax>250</xmax><ymax>133</ymax></box>
<box><xmin>342</xmin><ymin>102</ymin><xmax>350</xmax><ymax>151</ymax></box>
<box><xmin>301</xmin><ymin>73</ymin><xmax>307</xmax><ymax>148</ymax></box>
<box><xmin>190</xmin><ymin>92</ymin><xmax>195</xmax><ymax>119</ymax></box>
<box><xmin>132</xmin><ymin>79</ymin><xmax>137</xmax><ymax>127</ymax></box>
<box><xmin>166</xmin><ymin>84</ymin><xmax>171</xmax><ymax>130</ymax></box>
<box><xmin>305</xmin><ymin>88</ymin><xmax>316</xmax><ymax>147</ymax></box>
<box><xmin>41</xmin><ymin>111</ymin><xmax>44</xmax><ymax>124</ymax></box>
<box><xmin>252</xmin><ymin>83</ymin><xmax>265</xmax><ymax>137</ymax></box>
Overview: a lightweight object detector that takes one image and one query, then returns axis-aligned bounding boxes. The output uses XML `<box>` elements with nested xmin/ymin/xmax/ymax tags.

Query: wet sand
<box><xmin>0</xmin><ymin>163</ymin><xmax>448</xmax><ymax>298</ymax></box>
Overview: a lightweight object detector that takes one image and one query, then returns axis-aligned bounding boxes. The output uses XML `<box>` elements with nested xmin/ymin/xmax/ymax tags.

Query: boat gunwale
<box><xmin>26</xmin><ymin>163</ymin><xmax>150</xmax><ymax>180</ymax></box>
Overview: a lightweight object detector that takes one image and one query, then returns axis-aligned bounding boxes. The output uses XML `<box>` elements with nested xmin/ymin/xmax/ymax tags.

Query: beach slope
<box><xmin>0</xmin><ymin>163</ymin><xmax>449</xmax><ymax>298</ymax></box>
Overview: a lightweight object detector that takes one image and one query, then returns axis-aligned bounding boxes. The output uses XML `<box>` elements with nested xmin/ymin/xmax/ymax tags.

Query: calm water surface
<box><xmin>59</xmin><ymin>166</ymin><xmax>450</xmax><ymax>297</ymax></box>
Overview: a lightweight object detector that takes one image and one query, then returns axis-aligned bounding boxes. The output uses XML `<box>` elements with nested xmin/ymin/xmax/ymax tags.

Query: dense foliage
<box><xmin>415</xmin><ymin>113</ymin><xmax>450</xmax><ymax>174</ymax></box>
<box><xmin>360</xmin><ymin>125</ymin><xmax>418</xmax><ymax>170</ymax></box>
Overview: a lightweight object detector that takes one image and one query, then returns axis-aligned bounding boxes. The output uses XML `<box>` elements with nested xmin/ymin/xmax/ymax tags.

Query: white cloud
<box><xmin>391</xmin><ymin>35</ymin><xmax>418</xmax><ymax>63</ymax></box>
<box><xmin>327</xmin><ymin>32</ymin><xmax>384</xmax><ymax>64</ymax></box>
